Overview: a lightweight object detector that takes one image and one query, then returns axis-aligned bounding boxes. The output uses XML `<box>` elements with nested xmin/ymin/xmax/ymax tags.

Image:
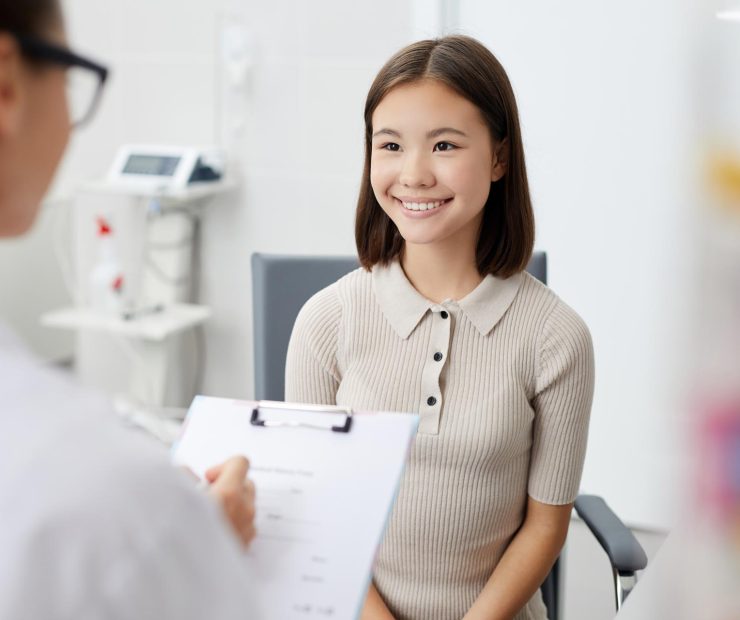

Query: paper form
<box><xmin>172</xmin><ymin>396</ymin><xmax>419</xmax><ymax>620</ymax></box>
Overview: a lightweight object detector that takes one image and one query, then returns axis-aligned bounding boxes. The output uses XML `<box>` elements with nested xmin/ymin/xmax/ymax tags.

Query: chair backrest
<box><xmin>250</xmin><ymin>251</ymin><xmax>557</xmax><ymax>619</ymax></box>
<box><xmin>252</xmin><ymin>254</ymin><xmax>361</xmax><ymax>402</ymax></box>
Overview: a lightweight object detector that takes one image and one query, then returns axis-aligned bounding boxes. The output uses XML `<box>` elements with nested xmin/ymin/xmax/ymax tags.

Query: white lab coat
<box><xmin>0</xmin><ymin>323</ymin><xmax>255</xmax><ymax>620</ymax></box>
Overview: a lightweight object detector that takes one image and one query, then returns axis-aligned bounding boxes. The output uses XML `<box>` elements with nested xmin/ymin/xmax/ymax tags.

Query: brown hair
<box><xmin>0</xmin><ymin>0</ymin><xmax>62</xmax><ymax>37</ymax></box>
<box><xmin>355</xmin><ymin>35</ymin><xmax>534</xmax><ymax>278</ymax></box>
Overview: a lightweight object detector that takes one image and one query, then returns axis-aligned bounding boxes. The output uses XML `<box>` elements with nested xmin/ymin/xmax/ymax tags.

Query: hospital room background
<box><xmin>1</xmin><ymin>1</ymin><xmax>738</xmax><ymax>618</ymax></box>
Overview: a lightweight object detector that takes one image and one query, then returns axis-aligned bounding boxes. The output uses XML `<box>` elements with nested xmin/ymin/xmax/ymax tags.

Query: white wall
<box><xmin>454</xmin><ymin>0</ymin><xmax>703</xmax><ymax>529</ymax></box>
<box><xmin>1</xmin><ymin>0</ymin><xmax>702</xmax><ymax>529</ymax></box>
<box><xmin>56</xmin><ymin>0</ymin><xmax>415</xmax><ymax>399</ymax></box>
<box><xmin>0</xmin><ymin>198</ymin><xmax>73</xmax><ymax>362</ymax></box>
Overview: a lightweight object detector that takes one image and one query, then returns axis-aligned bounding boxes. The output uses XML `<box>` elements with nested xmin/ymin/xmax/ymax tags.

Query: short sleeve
<box><xmin>527</xmin><ymin>300</ymin><xmax>595</xmax><ymax>505</ymax></box>
<box><xmin>284</xmin><ymin>283</ymin><xmax>342</xmax><ymax>406</ymax></box>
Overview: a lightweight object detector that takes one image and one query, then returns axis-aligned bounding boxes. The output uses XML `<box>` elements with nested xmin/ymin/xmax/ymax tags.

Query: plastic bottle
<box><xmin>89</xmin><ymin>216</ymin><xmax>125</xmax><ymax>314</ymax></box>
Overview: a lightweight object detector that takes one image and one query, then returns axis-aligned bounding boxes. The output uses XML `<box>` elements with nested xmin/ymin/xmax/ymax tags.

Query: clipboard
<box><xmin>172</xmin><ymin>396</ymin><xmax>419</xmax><ymax>620</ymax></box>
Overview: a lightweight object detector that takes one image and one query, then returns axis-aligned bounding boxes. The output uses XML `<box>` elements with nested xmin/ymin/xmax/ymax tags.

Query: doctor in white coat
<box><xmin>0</xmin><ymin>1</ymin><xmax>257</xmax><ymax>618</ymax></box>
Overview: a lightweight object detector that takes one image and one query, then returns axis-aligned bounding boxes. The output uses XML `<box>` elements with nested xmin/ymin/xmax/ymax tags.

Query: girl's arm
<box><xmin>286</xmin><ymin>291</ymin><xmax>396</xmax><ymax>619</ymax></box>
<box><xmin>360</xmin><ymin>583</ymin><xmax>397</xmax><ymax>620</ymax></box>
<box><xmin>462</xmin><ymin>497</ymin><xmax>571</xmax><ymax>620</ymax></box>
<box><xmin>463</xmin><ymin>302</ymin><xmax>594</xmax><ymax>619</ymax></box>
<box><xmin>284</xmin><ymin>287</ymin><xmax>341</xmax><ymax>406</ymax></box>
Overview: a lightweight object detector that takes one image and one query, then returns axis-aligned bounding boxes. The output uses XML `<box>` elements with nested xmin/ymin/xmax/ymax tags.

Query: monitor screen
<box><xmin>122</xmin><ymin>155</ymin><xmax>181</xmax><ymax>177</ymax></box>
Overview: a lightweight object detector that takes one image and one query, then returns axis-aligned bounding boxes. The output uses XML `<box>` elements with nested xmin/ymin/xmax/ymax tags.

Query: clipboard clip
<box><xmin>250</xmin><ymin>400</ymin><xmax>353</xmax><ymax>433</ymax></box>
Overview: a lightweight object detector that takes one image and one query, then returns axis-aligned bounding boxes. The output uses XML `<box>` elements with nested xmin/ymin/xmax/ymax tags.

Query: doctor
<box><xmin>0</xmin><ymin>2</ymin><xmax>256</xmax><ymax>619</ymax></box>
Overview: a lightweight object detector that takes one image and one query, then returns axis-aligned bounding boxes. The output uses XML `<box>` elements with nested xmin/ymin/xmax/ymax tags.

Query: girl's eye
<box><xmin>434</xmin><ymin>141</ymin><xmax>457</xmax><ymax>152</ymax></box>
<box><xmin>381</xmin><ymin>143</ymin><xmax>400</xmax><ymax>152</ymax></box>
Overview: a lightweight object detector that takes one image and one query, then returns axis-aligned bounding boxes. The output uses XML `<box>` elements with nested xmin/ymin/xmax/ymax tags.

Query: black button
<box><xmin>433</xmin><ymin>352</ymin><xmax>443</xmax><ymax>362</ymax></box>
<box><xmin>440</xmin><ymin>311</ymin><xmax>449</xmax><ymax>319</ymax></box>
<box><xmin>427</xmin><ymin>396</ymin><xmax>437</xmax><ymax>406</ymax></box>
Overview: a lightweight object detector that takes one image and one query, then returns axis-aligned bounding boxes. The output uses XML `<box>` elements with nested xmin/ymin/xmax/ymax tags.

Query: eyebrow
<box><xmin>371</xmin><ymin>127</ymin><xmax>468</xmax><ymax>139</ymax></box>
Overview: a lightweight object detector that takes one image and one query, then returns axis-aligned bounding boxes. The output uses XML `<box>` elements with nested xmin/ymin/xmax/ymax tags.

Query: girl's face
<box><xmin>370</xmin><ymin>79</ymin><xmax>505</xmax><ymax>253</ymax></box>
<box><xmin>0</xmin><ymin>25</ymin><xmax>70</xmax><ymax>237</ymax></box>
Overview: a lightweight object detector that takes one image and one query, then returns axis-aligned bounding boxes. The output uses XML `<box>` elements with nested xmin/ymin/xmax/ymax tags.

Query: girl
<box><xmin>286</xmin><ymin>36</ymin><xmax>594</xmax><ymax>620</ymax></box>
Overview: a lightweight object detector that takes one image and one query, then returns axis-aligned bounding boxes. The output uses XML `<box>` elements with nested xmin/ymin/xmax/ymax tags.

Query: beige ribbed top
<box><xmin>285</xmin><ymin>259</ymin><xmax>594</xmax><ymax>620</ymax></box>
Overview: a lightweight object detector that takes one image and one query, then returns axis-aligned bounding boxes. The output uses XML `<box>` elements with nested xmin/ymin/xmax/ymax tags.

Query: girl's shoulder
<box><xmin>516</xmin><ymin>271</ymin><xmax>559</xmax><ymax>313</ymax></box>
<box><xmin>299</xmin><ymin>266</ymin><xmax>369</xmax><ymax>309</ymax></box>
<box><xmin>515</xmin><ymin>271</ymin><xmax>592</xmax><ymax>351</ymax></box>
<box><xmin>293</xmin><ymin>267</ymin><xmax>369</xmax><ymax>334</ymax></box>
<box><xmin>515</xmin><ymin>271</ymin><xmax>578</xmax><ymax>316</ymax></box>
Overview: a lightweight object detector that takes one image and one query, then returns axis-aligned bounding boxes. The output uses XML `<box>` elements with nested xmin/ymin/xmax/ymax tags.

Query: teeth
<box><xmin>401</xmin><ymin>200</ymin><xmax>446</xmax><ymax>211</ymax></box>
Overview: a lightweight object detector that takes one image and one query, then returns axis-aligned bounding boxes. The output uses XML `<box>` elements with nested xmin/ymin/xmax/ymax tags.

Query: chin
<box><xmin>396</xmin><ymin>231</ymin><xmax>442</xmax><ymax>246</ymax></box>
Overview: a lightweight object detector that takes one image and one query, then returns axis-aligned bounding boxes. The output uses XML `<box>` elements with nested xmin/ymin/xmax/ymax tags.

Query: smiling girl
<box><xmin>286</xmin><ymin>36</ymin><xmax>594</xmax><ymax>620</ymax></box>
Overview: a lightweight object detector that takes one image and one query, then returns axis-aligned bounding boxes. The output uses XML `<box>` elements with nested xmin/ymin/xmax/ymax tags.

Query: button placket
<box><xmin>418</xmin><ymin>305</ymin><xmax>452</xmax><ymax>435</ymax></box>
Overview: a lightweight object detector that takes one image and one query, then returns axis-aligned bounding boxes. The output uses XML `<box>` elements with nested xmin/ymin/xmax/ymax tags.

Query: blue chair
<box><xmin>251</xmin><ymin>252</ymin><xmax>647</xmax><ymax>619</ymax></box>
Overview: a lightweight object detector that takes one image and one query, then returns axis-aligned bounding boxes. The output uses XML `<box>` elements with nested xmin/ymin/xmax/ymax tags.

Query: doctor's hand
<box><xmin>205</xmin><ymin>456</ymin><xmax>257</xmax><ymax>548</ymax></box>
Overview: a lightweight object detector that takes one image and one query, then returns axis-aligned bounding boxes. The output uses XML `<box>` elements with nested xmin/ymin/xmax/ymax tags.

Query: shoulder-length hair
<box><xmin>355</xmin><ymin>35</ymin><xmax>534</xmax><ymax>278</ymax></box>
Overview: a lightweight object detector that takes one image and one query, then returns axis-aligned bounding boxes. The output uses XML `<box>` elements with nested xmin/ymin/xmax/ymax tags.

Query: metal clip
<box><xmin>250</xmin><ymin>400</ymin><xmax>353</xmax><ymax>433</ymax></box>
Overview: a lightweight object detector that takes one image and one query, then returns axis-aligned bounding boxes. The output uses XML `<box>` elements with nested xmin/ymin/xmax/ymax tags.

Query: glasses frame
<box><xmin>12</xmin><ymin>33</ymin><xmax>109</xmax><ymax>128</ymax></box>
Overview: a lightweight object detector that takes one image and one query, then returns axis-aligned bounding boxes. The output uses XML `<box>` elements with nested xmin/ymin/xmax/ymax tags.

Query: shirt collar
<box><xmin>371</xmin><ymin>259</ymin><xmax>524</xmax><ymax>339</ymax></box>
<box><xmin>457</xmin><ymin>270</ymin><xmax>524</xmax><ymax>336</ymax></box>
<box><xmin>372</xmin><ymin>260</ymin><xmax>430</xmax><ymax>340</ymax></box>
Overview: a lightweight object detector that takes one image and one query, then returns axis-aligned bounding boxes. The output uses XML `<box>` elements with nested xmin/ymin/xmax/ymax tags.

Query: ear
<box><xmin>0</xmin><ymin>33</ymin><xmax>24</xmax><ymax>139</ymax></box>
<box><xmin>491</xmin><ymin>137</ymin><xmax>509</xmax><ymax>183</ymax></box>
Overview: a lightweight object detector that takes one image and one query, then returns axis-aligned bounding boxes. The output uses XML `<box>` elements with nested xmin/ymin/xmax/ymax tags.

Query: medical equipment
<box><xmin>42</xmin><ymin>146</ymin><xmax>235</xmax><ymax>411</ymax></box>
<box><xmin>107</xmin><ymin>145</ymin><xmax>224</xmax><ymax>194</ymax></box>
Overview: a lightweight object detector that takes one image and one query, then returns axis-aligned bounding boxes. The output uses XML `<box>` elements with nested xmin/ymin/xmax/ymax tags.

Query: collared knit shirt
<box><xmin>285</xmin><ymin>259</ymin><xmax>595</xmax><ymax>620</ymax></box>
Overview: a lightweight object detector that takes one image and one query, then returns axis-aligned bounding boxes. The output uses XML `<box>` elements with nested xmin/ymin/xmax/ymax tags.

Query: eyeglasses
<box><xmin>13</xmin><ymin>33</ymin><xmax>109</xmax><ymax>128</ymax></box>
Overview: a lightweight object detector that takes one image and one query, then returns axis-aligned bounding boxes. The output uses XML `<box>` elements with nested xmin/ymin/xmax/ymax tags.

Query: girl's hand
<box><xmin>205</xmin><ymin>456</ymin><xmax>257</xmax><ymax>548</ymax></box>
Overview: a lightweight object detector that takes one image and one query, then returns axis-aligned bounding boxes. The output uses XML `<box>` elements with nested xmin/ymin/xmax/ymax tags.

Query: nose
<box><xmin>399</xmin><ymin>150</ymin><xmax>434</xmax><ymax>188</ymax></box>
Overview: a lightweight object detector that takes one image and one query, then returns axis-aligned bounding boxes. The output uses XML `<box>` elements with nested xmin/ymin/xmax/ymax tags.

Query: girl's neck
<box><xmin>400</xmin><ymin>241</ymin><xmax>483</xmax><ymax>304</ymax></box>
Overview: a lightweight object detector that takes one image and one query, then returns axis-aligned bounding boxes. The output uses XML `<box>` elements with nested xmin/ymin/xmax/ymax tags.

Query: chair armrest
<box><xmin>574</xmin><ymin>494</ymin><xmax>648</xmax><ymax>574</ymax></box>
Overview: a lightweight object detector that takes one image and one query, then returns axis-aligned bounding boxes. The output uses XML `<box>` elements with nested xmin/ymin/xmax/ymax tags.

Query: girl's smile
<box><xmin>394</xmin><ymin>196</ymin><xmax>453</xmax><ymax>218</ymax></box>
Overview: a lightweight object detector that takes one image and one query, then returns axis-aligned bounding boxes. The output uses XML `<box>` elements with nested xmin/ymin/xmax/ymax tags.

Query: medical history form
<box><xmin>172</xmin><ymin>396</ymin><xmax>419</xmax><ymax>620</ymax></box>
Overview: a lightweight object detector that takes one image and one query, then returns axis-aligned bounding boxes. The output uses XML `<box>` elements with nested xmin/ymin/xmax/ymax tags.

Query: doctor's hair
<box><xmin>0</xmin><ymin>0</ymin><xmax>62</xmax><ymax>37</ymax></box>
<box><xmin>355</xmin><ymin>35</ymin><xmax>534</xmax><ymax>279</ymax></box>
